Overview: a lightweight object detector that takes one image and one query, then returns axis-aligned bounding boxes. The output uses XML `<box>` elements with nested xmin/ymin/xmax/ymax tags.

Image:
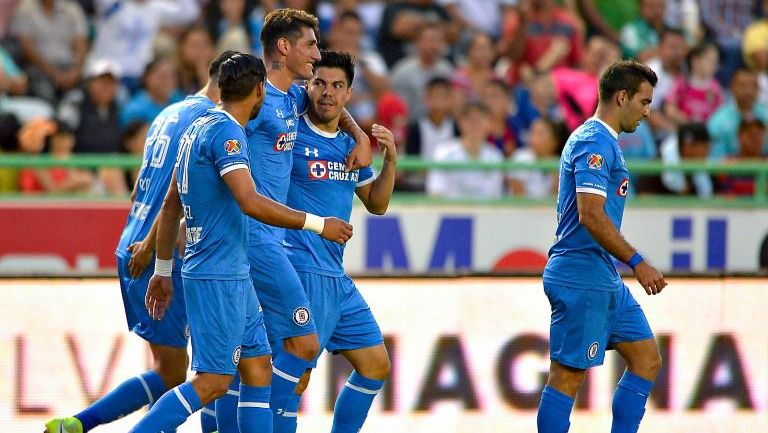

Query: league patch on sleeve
<box><xmin>224</xmin><ymin>139</ymin><xmax>241</xmax><ymax>155</ymax></box>
<box><xmin>587</xmin><ymin>153</ymin><xmax>604</xmax><ymax>169</ymax></box>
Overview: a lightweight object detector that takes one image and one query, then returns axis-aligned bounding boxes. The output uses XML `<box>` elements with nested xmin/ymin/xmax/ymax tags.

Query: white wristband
<box><xmin>154</xmin><ymin>258</ymin><xmax>173</xmax><ymax>277</ymax></box>
<box><xmin>302</xmin><ymin>213</ymin><xmax>325</xmax><ymax>234</ymax></box>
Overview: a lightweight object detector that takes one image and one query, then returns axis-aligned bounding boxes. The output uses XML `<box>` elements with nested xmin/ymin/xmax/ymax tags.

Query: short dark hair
<box><xmin>314</xmin><ymin>50</ymin><xmax>355</xmax><ymax>85</ymax></box>
<box><xmin>659</xmin><ymin>27</ymin><xmax>686</xmax><ymax>42</ymax></box>
<box><xmin>463</xmin><ymin>101</ymin><xmax>491</xmax><ymax>117</ymax></box>
<box><xmin>209</xmin><ymin>50</ymin><xmax>241</xmax><ymax>80</ymax></box>
<box><xmin>678</xmin><ymin>122</ymin><xmax>710</xmax><ymax>145</ymax></box>
<box><xmin>337</xmin><ymin>10</ymin><xmax>362</xmax><ymax>24</ymax></box>
<box><xmin>598</xmin><ymin>60</ymin><xmax>658</xmax><ymax>103</ymax></box>
<box><xmin>739</xmin><ymin>118</ymin><xmax>765</xmax><ymax>132</ymax></box>
<box><xmin>218</xmin><ymin>53</ymin><xmax>266</xmax><ymax>102</ymax></box>
<box><xmin>261</xmin><ymin>8</ymin><xmax>320</xmax><ymax>58</ymax></box>
<box><xmin>426</xmin><ymin>76</ymin><xmax>452</xmax><ymax>91</ymax></box>
<box><xmin>686</xmin><ymin>41</ymin><xmax>717</xmax><ymax>71</ymax></box>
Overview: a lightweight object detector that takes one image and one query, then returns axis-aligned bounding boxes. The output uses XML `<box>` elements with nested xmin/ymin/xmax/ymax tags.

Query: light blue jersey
<box><xmin>284</xmin><ymin>115</ymin><xmax>375</xmax><ymax>276</ymax></box>
<box><xmin>245</xmin><ymin>81</ymin><xmax>308</xmax><ymax>246</ymax></box>
<box><xmin>116</xmin><ymin>95</ymin><xmax>215</xmax><ymax>259</ymax></box>
<box><xmin>176</xmin><ymin>109</ymin><xmax>251</xmax><ymax>280</ymax></box>
<box><xmin>544</xmin><ymin>117</ymin><xmax>630</xmax><ymax>292</ymax></box>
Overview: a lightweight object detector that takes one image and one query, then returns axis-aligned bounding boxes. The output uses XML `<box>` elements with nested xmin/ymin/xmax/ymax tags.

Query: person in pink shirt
<box><xmin>665</xmin><ymin>42</ymin><xmax>724</xmax><ymax>124</ymax></box>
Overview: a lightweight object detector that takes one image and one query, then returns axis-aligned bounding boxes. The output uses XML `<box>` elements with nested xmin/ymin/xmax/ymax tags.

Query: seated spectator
<box><xmin>10</xmin><ymin>0</ymin><xmax>87</xmax><ymax>102</ymax></box>
<box><xmin>204</xmin><ymin>0</ymin><xmax>263</xmax><ymax>55</ymax></box>
<box><xmin>176</xmin><ymin>25</ymin><xmax>214</xmax><ymax>96</ymax></box>
<box><xmin>451</xmin><ymin>31</ymin><xmax>498</xmax><ymax>102</ymax></box>
<box><xmin>665</xmin><ymin>42</ymin><xmax>724</xmax><ymax>124</ymax></box>
<box><xmin>378</xmin><ymin>0</ymin><xmax>455</xmax><ymax>68</ymax></box>
<box><xmin>0</xmin><ymin>45</ymin><xmax>28</xmax><ymax>96</ymax></box>
<box><xmin>699</xmin><ymin>0</ymin><xmax>754</xmax><ymax>87</ymax></box>
<box><xmin>742</xmin><ymin>12</ymin><xmax>768</xmax><ymax>107</ymax></box>
<box><xmin>57</xmin><ymin>59</ymin><xmax>122</xmax><ymax>154</ymax></box>
<box><xmin>619</xmin><ymin>0</ymin><xmax>665</xmax><ymax>62</ymax></box>
<box><xmin>480</xmin><ymin>78</ymin><xmax>517</xmax><ymax>157</ymax></box>
<box><xmin>717</xmin><ymin>118</ymin><xmax>768</xmax><ymax>196</ymax></box>
<box><xmin>427</xmin><ymin>102</ymin><xmax>505</xmax><ymax>199</ymax></box>
<box><xmin>708</xmin><ymin>68</ymin><xmax>768</xmax><ymax>160</ymax></box>
<box><xmin>510</xmin><ymin>73</ymin><xmax>563</xmax><ymax>147</ymax></box>
<box><xmin>574</xmin><ymin>0</ymin><xmax>637</xmax><ymax>44</ymax></box>
<box><xmin>390</xmin><ymin>22</ymin><xmax>453</xmax><ymax>121</ymax></box>
<box><xmin>508</xmin><ymin>117</ymin><xmax>567</xmax><ymax>198</ymax></box>
<box><xmin>646</xmin><ymin>28</ymin><xmax>689</xmax><ymax>140</ymax></box>
<box><xmin>659</xmin><ymin>122</ymin><xmax>714</xmax><ymax>198</ymax></box>
<box><xmin>120</xmin><ymin>57</ymin><xmax>183</xmax><ymax>126</ymax></box>
<box><xmin>88</xmin><ymin>0</ymin><xmax>200</xmax><ymax>94</ymax></box>
<box><xmin>122</xmin><ymin>120</ymin><xmax>150</xmax><ymax>187</ymax></box>
<box><xmin>442</xmin><ymin>0</ymin><xmax>517</xmax><ymax>39</ymax></box>
<box><xmin>19</xmin><ymin>121</ymin><xmax>94</xmax><ymax>194</ymax></box>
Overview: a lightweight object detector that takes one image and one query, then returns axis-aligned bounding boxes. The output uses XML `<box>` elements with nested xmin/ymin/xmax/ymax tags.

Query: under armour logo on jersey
<box><xmin>275</xmin><ymin>108</ymin><xmax>284</xmax><ymax>118</ymax></box>
<box><xmin>305</xmin><ymin>147</ymin><xmax>319</xmax><ymax>157</ymax></box>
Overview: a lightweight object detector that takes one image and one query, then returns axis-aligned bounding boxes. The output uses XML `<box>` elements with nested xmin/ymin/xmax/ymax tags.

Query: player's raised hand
<box><xmin>145</xmin><ymin>275</ymin><xmax>173</xmax><ymax>320</ymax></box>
<box><xmin>127</xmin><ymin>240</ymin><xmax>153</xmax><ymax>278</ymax></box>
<box><xmin>633</xmin><ymin>261</ymin><xmax>667</xmax><ymax>295</ymax></box>
<box><xmin>371</xmin><ymin>124</ymin><xmax>397</xmax><ymax>163</ymax></box>
<box><xmin>345</xmin><ymin>133</ymin><xmax>372</xmax><ymax>171</ymax></box>
<box><xmin>320</xmin><ymin>217</ymin><xmax>354</xmax><ymax>245</ymax></box>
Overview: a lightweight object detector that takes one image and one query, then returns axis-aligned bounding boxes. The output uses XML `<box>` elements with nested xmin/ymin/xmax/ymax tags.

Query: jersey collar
<box><xmin>267</xmin><ymin>79</ymin><xmax>287</xmax><ymax>95</ymax></box>
<box><xmin>212</xmin><ymin>108</ymin><xmax>244</xmax><ymax>130</ymax></box>
<box><xmin>303</xmin><ymin>114</ymin><xmax>340</xmax><ymax>138</ymax></box>
<box><xmin>589</xmin><ymin>117</ymin><xmax>619</xmax><ymax>140</ymax></box>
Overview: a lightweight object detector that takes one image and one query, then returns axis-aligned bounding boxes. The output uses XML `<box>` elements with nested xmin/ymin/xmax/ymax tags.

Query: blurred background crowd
<box><xmin>0</xmin><ymin>0</ymin><xmax>766</xmax><ymax>199</ymax></box>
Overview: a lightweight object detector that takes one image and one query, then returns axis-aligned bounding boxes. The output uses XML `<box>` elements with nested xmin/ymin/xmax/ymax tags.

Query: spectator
<box><xmin>204</xmin><ymin>0</ymin><xmax>262</xmax><ymax>55</ymax></box>
<box><xmin>0</xmin><ymin>0</ymin><xmax>23</xmax><ymax>39</ymax></box>
<box><xmin>708</xmin><ymin>68</ymin><xmax>768</xmax><ymax>160</ymax></box>
<box><xmin>120</xmin><ymin>57</ymin><xmax>182</xmax><ymax>126</ymax></box>
<box><xmin>646</xmin><ymin>27</ymin><xmax>689</xmax><ymax>139</ymax></box>
<box><xmin>442</xmin><ymin>0</ymin><xmax>517</xmax><ymax>38</ymax></box>
<box><xmin>10</xmin><ymin>0</ymin><xmax>88</xmax><ymax>102</ymax></box>
<box><xmin>575</xmin><ymin>0</ymin><xmax>637</xmax><ymax>44</ymax></box>
<box><xmin>481</xmin><ymin>78</ymin><xmax>517</xmax><ymax>157</ymax></box>
<box><xmin>121</xmin><ymin>119</ymin><xmax>149</xmax><ymax>189</ymax></box>
<box><xmin>87</xmin><ymin>0</ymin><xmax>200</xmax><ymax>94</ymax></box>
<box><xmin>742</xmin><ymin>6</ymin><xmax>768</xmax><ymax>107</ymax></box>
<box><xmin>508</xmin><ymin>117</ymin><xmax>566</xmax><ymax>198</ymax></box>
<box><xmin>0</xmin><ymin>44</ymin><xmax>29</xmax><ymax>96</ymax></box>
<box><xmin>326</xmin><ymin>10</ymin><xmax>390</xmax><ymax>130</ymax></box>
<box><xmin>659</xmin><ymin>122</ymin><xmax>713</xmax><ymax>198</ymax></box>
<box><xmin>0</xmin><ymin>112</ymin><xmax>22</xmax><ymax>192</ymax></box>
<box><xmin>619</xmin><ymin>0</ymin><xmax>666</xmax><ymax>62</ymax></box>
<box><xmin>390</xmin><ymin>22</ymin><xmax>453</xmax><ymax>121</ymax></box>
<box><xmin>405</xmin><ymin>76</ymin><xmax>457</xmax><ymax>161</ymax></box>
<box><xmin>427</xmin><ymin>101</ymin><xmax>505</xmax><ymax>199</ymax></box>
<box><xmin>57</xmin><ymin>59</ymin><xmax>122</xmax><ymax>153</ymax></box>
<box><xmin>699</xmin><ymin>0</ymin><xmax>755</xmax><ymax>87</ymax></box>
<box><xmin>510</xmin><ymin>72</ymin><xmax>563</xmax><ymax>148</ymax></box>
<box><xmin>665</xmin><ymin>42</ymin><xmax>724</xmax><ymax>124</ymax></box>
<box><xmin>716</xmin><ymin>118</ymin><xmax>768</xmax><ymax>196</ymax></box>
<box><xmin>663</xmin><ymin>0</ymin><xmax>701</xmax><ymax>44</ymax></box>
<box><xmin>500</xmin><ymin>0</ymin><xmax>584</xmax><ymax>84</ymax></box>
<box><xmin>451</xmin><ymin>31</ymin><xmax>499</xmax><ymax>102</ymax></box>
<box><xmin>378</xmin><ymin>0</ymin><xmax>454</xmax><ymax>67</ymax></box>
<box><xmin>176</xmin><ymin>25</ymin><xmax>214</xmax><ymax>95</ymax></box>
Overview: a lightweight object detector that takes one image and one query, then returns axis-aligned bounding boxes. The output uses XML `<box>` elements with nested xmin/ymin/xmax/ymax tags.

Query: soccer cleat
<box><xmin>44</xmin><ymin>417</ymin><xmax>83</xmax><ymax>433</ymax></box>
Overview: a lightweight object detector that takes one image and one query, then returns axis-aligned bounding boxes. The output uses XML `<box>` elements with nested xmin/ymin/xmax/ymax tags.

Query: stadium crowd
<box><xmin>0</xmin><ymin>0</ymin><xmax>766</xmax><ymax>199</ymax></box>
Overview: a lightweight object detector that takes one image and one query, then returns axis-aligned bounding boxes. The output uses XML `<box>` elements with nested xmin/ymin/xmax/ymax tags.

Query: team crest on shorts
<box><xmin>587</xmin><ymin>154</ymin><xmax>604</xmax><ymax>169</ymax></box>
<box><xmin>232</xmin><ymin>346</ymin><xmax>242</xmax><ymax>365</ymax></box>
<box><xmin>588</xmin><ymin>342</ymin><xmax>599</xmax><ymax>360</ymax></box>
<box><xmin>293</xmin><ymin>307</ymin><xmax>311</xmax><ymax>326</ymax></box>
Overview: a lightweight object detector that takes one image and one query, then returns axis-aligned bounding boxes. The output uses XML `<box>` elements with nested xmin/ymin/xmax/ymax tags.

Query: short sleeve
<box><xmin>571</xmin><ymin>139</ymin><xmax>615</xmax><ymax>197</ymax></box>
<box><xmin>356</xmin><ymin>166</ymin><xmax>376</xmax><ymax>187</ymax></box>
<box><xmin>290</xmin><ymin>84</ymin><xmax>309</xmax><ymax>116</ymax></box>
<box><xmin>209</xmin><ymin>123</ymin><xmax>251</xmax><ymax>177</ymax></box>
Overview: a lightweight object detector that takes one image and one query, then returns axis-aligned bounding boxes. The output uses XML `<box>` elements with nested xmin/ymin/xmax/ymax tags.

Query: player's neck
<box><xmin>307</xmin><ymin>111</ymin><xmax>340</xmax><ymax>134</ymax></box>
<box><xmin>594</xmin><ymin>106</ymin><xmax>622</xmax><ymax>135</ymax></box>
<box><xmin>220</xmin><ymin>102</ymin><xmax>250</xmax><ymax>126</ymax></box>
<box><xmin>266</xmin><ymin>58</ymin><xmax>295</xmax><ymax>93</ymax></box>
<box><xmin>197</xmin><ymin>82</ymin><xmax>219</xmax><ymax>103</ymax></box>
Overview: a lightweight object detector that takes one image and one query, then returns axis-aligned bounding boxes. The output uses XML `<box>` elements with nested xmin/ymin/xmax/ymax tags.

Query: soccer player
<box><xmin>235</xmin><ymin>9</ymin><xmax>371</xmax><ymax>433</ymax></box>
<box><xmin>44</xmin><ymin>50</ymin><xmax>240</xmax><ymax>433</ymax></box>
<box><xmin>130</xmin><ymin>53</ymin><xmax>353</xmax><ymax>433</ymax></box>
<box><xmin>537</xmin><ymin>60</ymin><xmax>667</xmax><ymax>433</ymax></box>
<box><xmin>284</xmin><ymin>50</ymin><xmax>395</xmax><ymax>433</ymax></box>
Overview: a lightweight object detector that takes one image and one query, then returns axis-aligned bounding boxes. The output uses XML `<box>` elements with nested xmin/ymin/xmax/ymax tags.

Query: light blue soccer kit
<box><xmin>176</xmin><ymin>109</ymin><xmax>271</xmax><ymax>374</ymax></box>
<box><xmin>115</xmin><ymin>95</ymin><xmax>214</xmax><ymax>348</ymax></box>
<box><xmin>543</xmin><ymin>117</ymin><xmax>653</xmax><ymax>370</ymax></box>
<box><xmin>285</xmin><ymin>115</ymin><xmax>381</xmax><ymax>365</ymax></box>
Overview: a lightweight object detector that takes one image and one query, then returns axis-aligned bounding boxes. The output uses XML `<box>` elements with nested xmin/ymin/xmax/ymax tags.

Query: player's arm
<box><xmin>339</xmin><ymin>108</ymin><xmax>372</xmax><ymax>171</ymax></box>
<box><xmin>356</xmin><ymin>124</ymin><xmax>396</xmax><ymax>215</ymax></box>
<box><xmin>576</xmin><ymin>192</ymin><xmax>667</xmax><ymax>295</ymax></box>
<box><xmin>145</xmin><ymin>170</ymin><xmax>184</xmax><ymax>320</ymax></box>
<box><xmin>222</xmin><ymin>168</ymin><xmax>353</xmax><ymax>245</ymax></box>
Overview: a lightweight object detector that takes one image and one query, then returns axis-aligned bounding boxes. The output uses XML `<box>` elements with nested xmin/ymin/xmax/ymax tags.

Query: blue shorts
<box><xmin>117</xmin><ymin>254</ymin><xmax>188</xmax><ymax>348</ymax></box>
<box><xmin>248</xmin><ymin>243</ymin><xmax>317</xmax><ymax>342</ymax></box>
<box><xmin>282</xmin><ymin>272</ymin><xmax>383</xmax><ymax>368</ymax></box>
<box><xmin>184</xmin><ymin>278</ymin><xmax>271</xmax><ymax>375</ymax></box>
<box><xmin>544</xmin><ymin>282</ymin><xmax>653</xmax><ymax>369</ymax></box>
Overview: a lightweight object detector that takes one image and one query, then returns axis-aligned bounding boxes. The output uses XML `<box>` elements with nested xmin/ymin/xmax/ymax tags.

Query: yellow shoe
<box><xmin>44</xmin><ymin>417</ymin><xmax>83</xmax><ymax>433</ymax></box>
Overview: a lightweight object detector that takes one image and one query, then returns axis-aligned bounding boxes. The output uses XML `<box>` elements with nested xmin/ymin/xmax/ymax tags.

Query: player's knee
<box><xmin>358</xmin><ymin>356</ymin><xmax>391</xmax><ymax>381</ymax></box>
<box><xmin>283</xmin><ymin>335</ymin><xmax>320</xmax><ymax>361</ymax></box>
<box><xmin>154</xmin><ymin>350</ymin><xmax>189</xmax><ymax>388</ymax></box>
<box><xmin>640</xmin><ymin>351</ymin><xmax>662</xmax><ymax>378</ymax></box>
<box><xmin>194</xmin><ymin>375</ymin><xmax>234</xmax><ymax>402</ymax></box>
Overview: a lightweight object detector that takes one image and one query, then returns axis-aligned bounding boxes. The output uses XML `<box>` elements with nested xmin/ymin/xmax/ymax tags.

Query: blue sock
<box><xmin>75</xmin><ymin>371</ymin><xmax>167</xmax><ymax>432</ymax></box>
<box><xmin>537</xmin><ymin>385</ymin><xmax>574</xmax><ymax>433</ymax></box>
<box><xmin>129</xmin><ymin>381</ymin><xmax>202</xmax><ymax>433</ymax></box>
<box><xmin>331</xmin><ymin>371</ymin><xmax>385</xmax><ymax>433</ymax></box>
<box><xmin>273</xmin><ymin>393</ymin><xmax>301</xmax><ymax>433</ymax></box>
<box><xmin>215</xmin><ymin>372</ymin><xmax>241</xmax><ymax>433</ymax></box>
<box><xmin>270</xmin><ymin>352</ymin><xmax>310</xmax><ymax>427</ymax></box>
<box><xmin>611</xmin><ymin>371</ymin><xmax>654</xmax><ymax>433</ymax></box>
<box><xmin>238</xmin><ymin>384</ymin><xmax>272</xmax><ymax>433</ymax></box>
<box><xmin>201</xmin><ymin>401</ymin><xmax>217</xmax><ymax>433</ymax></box>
